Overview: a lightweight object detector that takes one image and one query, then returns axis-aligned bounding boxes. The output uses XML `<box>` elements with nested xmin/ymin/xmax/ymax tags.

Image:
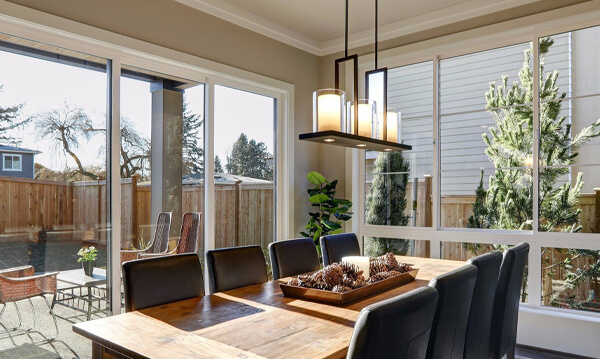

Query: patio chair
<box><xmin>120</xmin><ymin>212</ymin><xmax>172</xmax><ymax>263</ymax></box>
<box><xmin>138</xmin><ymin>212</ymin><xmax>201</xmax><ymax>259</ymax></box>
<box><xmin>0</xmin><ymin>265</ymin><xmax>59</xmax><ymax>337</ymax></box>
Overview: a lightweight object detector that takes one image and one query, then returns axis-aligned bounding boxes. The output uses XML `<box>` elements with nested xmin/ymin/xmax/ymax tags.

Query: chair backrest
<box><xmin>122</xmin><ymin>253</ymin><xmax>204</xmax><ymax>312</ymax></box>
<box><xmin>464</xmin><ymin>251</ymin><xmax>503</xmax><ymax>359</ymax></box>
<box><xmin>427</xmin><ymin>264</ymin><xmax>478</xmax><ymax>359</ymax></box>
<box><xmin>269</xmin><ymin>238</ymin><xmax>320</xmax><ymax>280</ymax></box>
<box><xmin>347</xmin><ymin>286</ymin><xmax>439</xmax><ymax>359</ymax></box>
<box><xmin>206</xmin><ymin>245</ymin><xmax>268</xmax><ymax>293</ymax></box>
<box><xmin>320</xmin><ymin>233</ymin><xmax>361</xmax><ymax>267</ymax></box>
<box><xmin>148</xmin><ymin>212</ymin><xmax>172</xmax><ymax>254</ymax></box>
<box><xmin>489</xmin><ymin>242</ymin><xmax>530</xmax><ymax>359</ymax></box>
<box><xmin>176</xmin><ymin>212</ymin><xmax>201</xmax><ymax>254</ymax></box>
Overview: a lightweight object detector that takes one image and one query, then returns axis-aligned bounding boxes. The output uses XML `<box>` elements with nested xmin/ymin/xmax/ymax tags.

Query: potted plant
<box><xmin>300</xmin><ymin>171</ymin><xmax>352</xmax><ymax>256</ymax></box>
<box><xmin>78</xmin><ymin>246</ymin><xmax>98</xmax><ymax>276</ymax></box>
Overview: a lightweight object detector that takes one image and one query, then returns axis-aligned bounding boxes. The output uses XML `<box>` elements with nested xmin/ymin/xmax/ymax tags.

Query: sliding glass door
<box><xmin>212</xmin><ymin>84</ymin><xmax>276</xmax><ymax>274</ymax></box>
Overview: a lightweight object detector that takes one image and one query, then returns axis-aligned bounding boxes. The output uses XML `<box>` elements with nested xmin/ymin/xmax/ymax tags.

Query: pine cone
<box><xmin>397</xmin><ymin>262</ymin><xmax>414</xmax><ymax>273</ymax></box>
<box><xmin>370</xmin><ymin>257</ymin><xmax>388</xmax><ymax>275</ymax></box>
<box><xmin>383</xmin><ymin>252</ymin><xmax>402</xmax><ymax>272</ymax></box>
<box><xmin>311</xmin><ymin>271</ymin><xmax>327</xmax><ymax>289</ymax></box>
<box><xmin>353</xmin><ymin>275</ymin><xmax>367</xmax><ymax>288</ymax></box>
<box><xmin>367</xmin><ymin>271</ymin><xmax>393</xmax><ymax>284</ymax></box>
<box><xmin>287</xmin><ymin>277</ymin><xmax>300</xmax><ymax>286</ymax></box>
<box><xmin>332</xmin><ymin>285</ymin><xmax>352</xmax><ymax>293</ymax></box>
<box><xmin>322</xmin><ymin>263</ymin><xmax>344</xmax><ymax>288</ymax></box>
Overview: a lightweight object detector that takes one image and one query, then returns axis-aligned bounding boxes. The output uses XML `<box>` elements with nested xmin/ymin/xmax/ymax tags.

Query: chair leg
<box><xmin>14</xmin><ymin>302</ymin><xmax>23</xmax><ymax>328</ymax></box>
<box><xmin>507</xmin><ymin>345</ymin><xmax>516</xmax><ymax>359</ymax></box>
<box><xmin>42</xmin><ymin>295</ymin><xmax>59</xmax><ymax>338</ymax></box>
<box><xmin>28</xmin><ymin>298</ymin><xmax>36</xmax><ymax>329</ymax></box>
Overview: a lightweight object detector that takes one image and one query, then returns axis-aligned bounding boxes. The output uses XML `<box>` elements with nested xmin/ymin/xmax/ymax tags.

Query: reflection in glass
<box><xmin>542</xmin><ymin>247</ymin><xmax>600</xmax><ymax>313</ymax></box>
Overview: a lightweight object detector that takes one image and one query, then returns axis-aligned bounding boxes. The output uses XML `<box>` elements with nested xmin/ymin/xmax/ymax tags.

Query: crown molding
<box><xmin>175</xmin><ymin>0</ymin><xmax>574</xmax><ymax>57</ymax></box>
<box><xmin>174</xmin><ymin>0</ymin><xmax>322</xmax><ymax>55</ymax></box>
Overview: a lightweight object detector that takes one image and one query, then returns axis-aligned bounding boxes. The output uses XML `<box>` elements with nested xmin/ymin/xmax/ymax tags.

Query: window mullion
<box><xmin>431</xmin><ymin>55</ymin><xmax>441</xmax><ymax>259</ymax></box>
<box><xmin>530</xmin><ymin>35</ymin><xmax>542</xmax><ymax>310</ymax></box>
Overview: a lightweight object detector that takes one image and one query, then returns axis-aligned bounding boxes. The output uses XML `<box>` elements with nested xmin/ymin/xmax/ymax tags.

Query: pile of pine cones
<box><xmin>286</xmin><ymin>252</ymin><xmax>413</xmax><ymax>293</ymax></box>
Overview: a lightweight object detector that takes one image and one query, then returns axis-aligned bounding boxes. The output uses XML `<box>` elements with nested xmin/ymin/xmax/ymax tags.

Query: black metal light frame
<box><xmin>298</xmin><ymin>0</ymin><xmax>410</xmax><ymax>152</ymax></box>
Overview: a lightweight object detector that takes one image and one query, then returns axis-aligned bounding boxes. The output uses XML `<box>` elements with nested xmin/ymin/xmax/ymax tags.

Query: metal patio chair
<box><xmin>120</xmin><ymin>212</ymin><xmax>172</xmax><ymax>263</ymax></box>
<box><xmin>139</xmin><ymin>212</ymin><xmax>201</xmax><ymax>259</ymax></box>
<box><xmin>0</xmin><ymin>265</ymin><xmax>59</xmax><ymax>338</ymax></box>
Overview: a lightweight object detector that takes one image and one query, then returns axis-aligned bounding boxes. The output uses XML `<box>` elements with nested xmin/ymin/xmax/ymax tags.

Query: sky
<box><xmin>0</xmin><ymin>48</ymin><xmax>274</xmax><ymax>173</ymax></box>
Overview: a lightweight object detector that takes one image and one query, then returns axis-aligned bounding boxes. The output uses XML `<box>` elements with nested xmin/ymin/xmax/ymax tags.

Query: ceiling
<box><xmin>175</xmin><ymin>0</ymin><xmax>588</xmax><ymax>55</ymax></box>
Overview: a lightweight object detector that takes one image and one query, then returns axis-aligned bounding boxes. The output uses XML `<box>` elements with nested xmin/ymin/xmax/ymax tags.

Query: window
<box><xmin>213</xmin><ymin>85</ymin><xmax>275</xmax><ymax>260</ymax></box>
<box><xmin>0</xmin><ymin>14</ymin><xmax>290</xmax><ymax>359</ymax></box>
<box><xmin>363</xmin><ymin>61</ymin><xmax>434</xmax><ymax>257</ymax></box>
<box><xmin>119</xmin><ymin>66</ymin><xmax>205</xmax><ymax>258</ymax></box>
<box><xmin>0</xmin><ymin>35</ymin><xmax>110</xmax><ymax>357</ymax></box>
<box><xmin>358</xmin><ymin>26</ymin><xmax>600</xmax><ymax>316</ymax></box>
<box><xmin>536</xmin><ymin>28</ymin><xmax>600</xmax><ymax>312</ymax></box>
<box><xmin>2</xmin><ymin>154</ymin><xmax>21</xmax><ymax>171</ymax></box>
<box><xmin>439</xmin><ymin>42</ymin><xmax>533</xmax><ymax>230</ymax></box>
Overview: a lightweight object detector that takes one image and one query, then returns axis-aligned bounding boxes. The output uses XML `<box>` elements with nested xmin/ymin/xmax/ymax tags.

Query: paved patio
<box><xmin>0</xmin><ymin>239</ymin><xmax>109</xmax><ymax>358</ymax></box>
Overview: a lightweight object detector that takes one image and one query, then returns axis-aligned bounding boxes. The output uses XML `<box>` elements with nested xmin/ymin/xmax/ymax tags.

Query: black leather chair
<box><xmin>347</xmin><ymin>286</ymin><xmax>439</xmax><ymax>359</ymax></box>
<box><xmin>206</xmin><ymin>245</ymin><xmax>268</xmax><ymax>293</ymax></box>
<box><xmin>320</xmin><ymin>233</ymin><xmax>361</xmax><ymax>267</ymax></box>
<box><xmin>269</xmin><ymin>238</ymin><xmax>320</xmax><ymax>280</ymax></box>
<box><xmin>489</xmin><ymin>242</ymin><xmax>530</xmax><ymax>359</ymax></box>
<box><xmin>464</xmin><ymin>251</ymin><xmax>503</xmax><ymax>359</ymax></box>
<box><xmin>426</xmin><ymin>264</ymin><xmax>478</xmax><ymax>359</ymax></box>
<box><xmin>122</xmin><ymin>253</ymin><xmax>204</xmax><ymax>312</ymax></box>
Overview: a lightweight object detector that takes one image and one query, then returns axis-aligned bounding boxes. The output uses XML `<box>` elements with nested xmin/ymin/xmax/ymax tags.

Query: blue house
<box><xmin>0</xmin><ymin>144</ymin><xmax>41</xmax><ymax>179</ymax></box>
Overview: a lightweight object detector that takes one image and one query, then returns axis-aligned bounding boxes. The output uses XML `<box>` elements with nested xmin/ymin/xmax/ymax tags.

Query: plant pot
<box><xmin>82</xmin><ymin>261</ymin><xmax>94</xmax><ymax>276</ymax></box>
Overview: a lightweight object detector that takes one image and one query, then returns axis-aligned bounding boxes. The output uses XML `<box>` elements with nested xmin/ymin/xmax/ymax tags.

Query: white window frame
<box><xmin>0</xmin><ymin>0</ymin><xmax>294</xmax><ymax>314</ymax></box>
<box><xmin>2</xmin><ymin>153</ymin><xmax>21</xmax><ymax>171</ymax></box>
<box><xmin>353</xmin><ymin>7</ymin><xmax>600</xmax><ymax>357</ymax></box>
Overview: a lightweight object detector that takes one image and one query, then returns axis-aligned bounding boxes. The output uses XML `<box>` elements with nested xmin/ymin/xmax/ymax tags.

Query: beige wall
<box><xmin>6</xmin><ymin>0</ymin><xmax>320</xmax><ymax>237</ymax></box>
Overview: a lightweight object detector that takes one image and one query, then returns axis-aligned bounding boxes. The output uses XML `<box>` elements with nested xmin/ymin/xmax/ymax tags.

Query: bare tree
<box><xmin>120</xmin><ymin>118</ymin><xmax>150</xmax><ymax>179</ymax></box>
<box><xmin>33</xmin><ymin>103</ymin><xmax>101</xmax><ymax>180</ymax></box>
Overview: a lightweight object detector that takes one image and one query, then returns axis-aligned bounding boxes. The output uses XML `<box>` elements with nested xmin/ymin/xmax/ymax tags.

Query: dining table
<box><xmin>73</xmin><ymin>256</ymin><xmax>465</xmax><ymax>359</ymax></box>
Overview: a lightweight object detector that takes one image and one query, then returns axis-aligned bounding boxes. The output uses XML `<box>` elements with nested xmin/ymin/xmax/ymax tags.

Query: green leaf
<box><xmin>307</xmin><ymin>171</ymin><xmax>326</xmax><ymax>186</ymax></box>
<box><xmin>323</xmin><ymin>221</ymin><xmax>341</xmax><ymax>230</ymax></box>
<box><xmin>300</xmin><ymin>232</ymin><xmax>310</xmax><ymax>237</ymax></box>
<box><xmin>309</xmin><ymin>194</ymin><xmax>330</xmax><ymax>204</ymax></box>
<box><xmin>331</xmin><ymin>228</ymin><xmax>343</xmax><ymax>234</ymax></box>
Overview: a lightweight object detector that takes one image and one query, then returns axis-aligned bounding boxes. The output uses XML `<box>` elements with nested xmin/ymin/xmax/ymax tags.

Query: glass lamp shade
<box><xmin>313</xmin><ymin>89</ymin><xmax>346</xmax><ymax>132</ymax></box>
<box><xmin>347</xmin><ymin>99</ymin><xmax>377</xmax><ymax>138</ymax></box>
<box><xmin>378</xmin><ymin>108</ymin><xmax>401</xmax><ymax>142</ymax></box>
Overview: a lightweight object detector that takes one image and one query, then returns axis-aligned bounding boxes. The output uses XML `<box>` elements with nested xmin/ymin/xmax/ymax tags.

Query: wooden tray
<box><xmin>279</xmin><ymin>269</ymin><xmax>419</xmax><ymax>305</ymax></box>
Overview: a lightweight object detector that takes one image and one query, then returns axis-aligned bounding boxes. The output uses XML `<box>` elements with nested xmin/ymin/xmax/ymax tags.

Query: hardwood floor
<box><xmin>516</xmin><ymin>345</ymin><xmax>593</xmax><ymax>359</ymax></box>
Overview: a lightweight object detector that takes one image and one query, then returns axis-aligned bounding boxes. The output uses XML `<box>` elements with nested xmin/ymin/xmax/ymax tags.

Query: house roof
<box><xmin>137</xmin><ymin>173</ymin><xmax>272</xmax><ymax>187</ymax></box>
<box><xmin>0</xmin><ymin>144</ymin><xmax>41</xmax><ymax>155</ymax></box>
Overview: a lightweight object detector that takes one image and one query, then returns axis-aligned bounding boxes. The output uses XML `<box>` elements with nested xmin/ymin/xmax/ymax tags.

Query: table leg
<box><xmin>87</xmin><ymin>286</ymin><xmax>92</xmax><ymax>321</ymax></box>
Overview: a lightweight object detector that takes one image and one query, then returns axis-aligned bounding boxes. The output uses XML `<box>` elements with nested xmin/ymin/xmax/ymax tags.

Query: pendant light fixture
<box><xmin>299</xmin><ymin>0</ymin><xmax>410</xmax><ymax>152</ymax></box>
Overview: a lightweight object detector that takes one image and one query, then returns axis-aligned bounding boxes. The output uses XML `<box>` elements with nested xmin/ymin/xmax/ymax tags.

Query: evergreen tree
<box><xmin>182</xmin><ymin>100</ymin><xmax>204</xmax><ymax>175</ymax></box>
<box><xmin>468</xmin><ymin>38</ymin><xmax>600</xmax><ymax>308</ymax></box>
<box><xmin>0</xmin><ymin>85</ymin><xmax>29</xmax><ymax>145</ymax></box>
<box><xmin>364</xmin><ymin>152</ymin><xmax>411</xmax><ymax>256</ymax></box>
<box><xmin>226</xmin><ymin>133</ymin><xmax>272</xmax><ymax>180</ymax></box>
<box><xmin>214</xmin><ymin>155</ymin><xmax>223</xmax><ymax>173</ymax></box>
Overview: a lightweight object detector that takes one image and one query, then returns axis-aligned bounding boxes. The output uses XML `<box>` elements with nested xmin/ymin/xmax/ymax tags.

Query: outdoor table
<box><xmin>73</xmin><ymin>256</ymin><xmax>464</xmax><ymax>359</ymax></box>
<box><xmin>52</xmin><ymin>267</ymin><xmax>107</xmax><ymax>321</ymax></box>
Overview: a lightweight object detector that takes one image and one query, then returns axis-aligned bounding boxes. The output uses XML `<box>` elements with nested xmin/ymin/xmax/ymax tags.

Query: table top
<box><xmin>73</xmin><ymin>256</ymin><xmax>464</xmax><ymax>359</ymax></box>
<box><xmin>57</xmin><ymin>268</ymin><xmax>106</xmax><ymax>286</ymax></box>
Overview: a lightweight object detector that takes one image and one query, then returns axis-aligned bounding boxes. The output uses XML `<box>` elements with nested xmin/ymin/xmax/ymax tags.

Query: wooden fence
<box><xmin>0</xmin><ymin>176</ymin><xmax>273</xmax><ymax>251</ymax></box>
<box><xmin>1</xmin><ymin>174</ymin><xmax>597</xmax><ymax>306</ymax></box>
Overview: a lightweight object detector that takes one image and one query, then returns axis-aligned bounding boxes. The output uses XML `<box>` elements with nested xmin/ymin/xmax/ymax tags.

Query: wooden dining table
<box><xmin>73</xmin><ymin>256</ymin><xmax>464</xmax><ymax>359</ymax></box>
